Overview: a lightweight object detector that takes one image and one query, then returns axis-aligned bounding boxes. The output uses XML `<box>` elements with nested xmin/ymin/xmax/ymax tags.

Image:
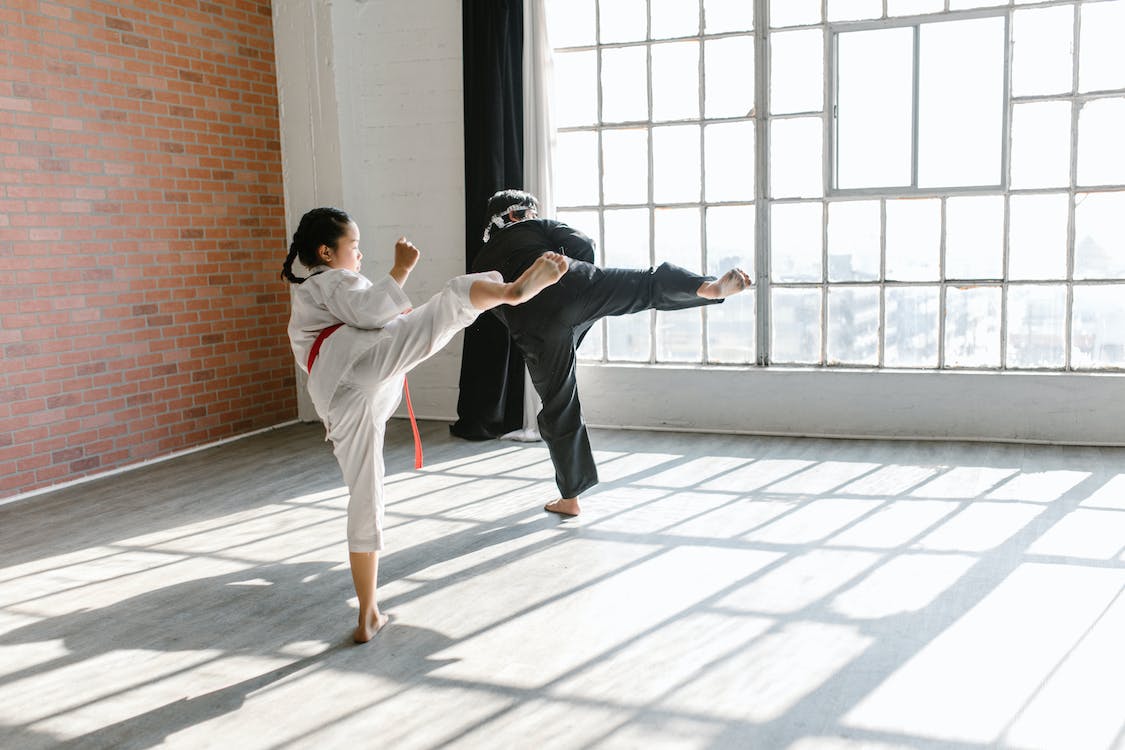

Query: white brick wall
<box><xmin>275</xmin><ymin>0</ymin><xmax>467</xmax><ymax>420</ymax></box>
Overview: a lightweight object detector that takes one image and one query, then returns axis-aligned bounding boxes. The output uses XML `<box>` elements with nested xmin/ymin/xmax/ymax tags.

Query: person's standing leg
<box><xmin>325</xmin><ymin>384</ymin><xmax>390</xmax><ymax>643</ymax></box>
<box><xmin>514</xmin><ymin>328</ymin><xmax>596</xmax><ymax>516</ymax></box>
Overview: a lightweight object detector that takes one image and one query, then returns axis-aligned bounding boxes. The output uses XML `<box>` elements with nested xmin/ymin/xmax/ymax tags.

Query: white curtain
<box><xmin>504</xmin><ymin>0</ymin><xmax>556</xmax><ymax>441</ymax></box>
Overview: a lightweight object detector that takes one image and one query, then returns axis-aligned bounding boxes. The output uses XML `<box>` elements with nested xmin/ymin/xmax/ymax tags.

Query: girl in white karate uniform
<box><xmin>282</xmin><ymin>207</ymin><xmax>566</xmax><ymax>642</ymax></box>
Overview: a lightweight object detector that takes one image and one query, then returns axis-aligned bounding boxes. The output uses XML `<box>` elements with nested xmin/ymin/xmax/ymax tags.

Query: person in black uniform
<box><xmin>471</xmin><ymin>189</ymin><xmax>752</xmax><ymax>517</ymax></box>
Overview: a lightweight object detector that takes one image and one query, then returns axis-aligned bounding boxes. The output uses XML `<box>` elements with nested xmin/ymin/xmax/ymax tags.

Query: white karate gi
<box><xmin>288</xmin><ymin>267</ymin><xmax>500</xmax><ymax>552</ymax></box>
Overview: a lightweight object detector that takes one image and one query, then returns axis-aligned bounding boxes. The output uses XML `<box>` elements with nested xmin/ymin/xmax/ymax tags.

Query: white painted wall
<box><xmin>273</xmin><ymin>0</ymin><xmax>467</xmax><ymax>422</ymax></box>
<box><xmin>273</xmin><ymin>1</ymin><xmax>1125</xmax><ymax>446</ymax></box>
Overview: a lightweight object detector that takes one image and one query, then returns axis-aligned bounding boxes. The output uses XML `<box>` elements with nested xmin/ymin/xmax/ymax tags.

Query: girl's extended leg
<box><xmin>468</xmin><ymin>251</ymin><xmax>567</xmax><ymax>310</ymax></box>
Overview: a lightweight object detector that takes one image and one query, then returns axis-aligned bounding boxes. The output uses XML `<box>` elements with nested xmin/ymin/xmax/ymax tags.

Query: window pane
<box><xmin>655</xmin><ymin>207</ymin><xmax>701</xmax><ymax>268</ymax></box>
<box><xmin>1077</xmin><ymin>97</ymin><xmax>1125</xmax><ymax>187</ymax></box>
<box><xmin>705</xmin><ymin>121</ymin><xmax>755</xmax><ymax>202</ymax></box>
<box><xmin>1074</xmin><ymin>191</ymin><xmax>1125</xmax><ymax>279</ymax></box>
<box><xmin>828</xmin><ymin>200</ymin><xmax>880</xmax><ymax>282</ymax></box>
<box><xmin>603</xmin><ymin>207</ymin><xmax>650</xmax><ymax>267</ymax></box>
<box><xmin>557</xmin><ymin>210</ymin><xmax>602</xmax><ymax>263</ymax></box>
<box><xmin>706</xmin><ymin>205</ymin><xmax>756</xmax><ymax>363</ymax></box>
<box><xmin>601</xmin><ymin>47</ymin><xmax>648</xmax><ymax>123</ymax></box>
<box><xmin>704</xmin><ymin>0</ymin><xmax>753</xmax><ymax>33</ymax></box>
<box><xmin>946</xmin><ymin>195</ymin><xmax>1003</xmax><ymax>280</ymax></box>
<box><xmin>1072</xmin><ymin>285</ymin><xmax>1125</xmax><ymax>369</ymax></box>
<box><xmin>949</xmin><ymin>0</ymin><xmax>1006</xmax><ymax>8</ymax></box>
<box><xmin>885</xmin><ymin>286</ymin><xmax>940</xmax><ymax>368</ymax></box>
<box><xmin>828</xmin><ymin>286</ymin><xmax>880</xmax><ymax>365</ymax></box>
<box><xmin>771</xmin><ymin>29</ymin><xmax>824</xmax><ymax>115</ymax></box>
<box><xmin>918</xmin><ymin>17</ymin><xmax>1005</xmax><ymax>188</ymax></box>
<box><xmin>888</xmin><ymin>0</ymin><xmax>942</xmax><ymax>15</ymax></box>
<box><xmin>1010</xmin><ymin>101</ymin><xmax>1071</xmax><ymax>189</ymax></box>
<box><xmin>828</xmin><ymin>0</ymin><xmax>882</xmax><ymax>22</ymax></box>
<box><xmin>1009</xmin><ymin>194</ymin><xmax>1068</xmax><ymax>280</ymax></box>
<box><xmin>705</xmin><ymin>36</ymin><xmax>754</xmax><ymax>119</ymax></box>
<box><xmin>770</xmin><ymin>0</ymin><xmax>820</xmax><ymax>27</ymax></box>
<box><xmin>707</xmin><ymin>204</ymin><xmax>755</xmax><ymax>278</ymax></box>
<box><xmin>599</xmin><ymin>0</ymin><xmax>646</xmax><ymax>44</ymax></box>
<box><xmin>771</xmin><ymin>288</ymin><xmax>822</xmax><ymax>364</ymax></box>
<box><xmin>555</xmin><ymin>131</ymin><xmax>600</xmax><ymax>206</ymax></box>
<box><xmin>657</xmin><ymin>308</ymin><xmax>703</xmax><ymax>362</ymax></box>
<box><xmin>771</xmin><ymin>202</ymin><xmax>822</xmax><ymax>282</ymax></box>
<box><xmin>945</xmin><ymin>286</ymin><xmax>1001</xmax><ymax>368</ymax></box>
<box><xmin>885</xmin><ymin>199</ymin><xmax>940</xmax><ymax>281</ymax></box>
<box><xmin>652</xmin><ymin>42</ymin><xmax>700</xmax><ymax>122</ymax></box>
<box><xmin>607</xmin><ymin>314</ymin><xmax>651</xmax><ymax>361</ymax></box>
<box><xmin>548</xmin><ymin>0</ymin><xmax>596</xmax><ymax>47</ymax></box>
<box><xmin>1007</xmin><ymin>284</ymin><xmax>1066</xmax><ymax>369</ymax></box>
<box><xmin>1012</xmin><ymin>6</ymin><xmax>1074</xmax><ymax>97</ymax></box>
<box><xmin>708</xmin><ymin>290</ymin><xmax>755</xmax><ymax>364</ymax></box>
<box><xmin>1080</xmin><ymin>1</ymin><xmax>1125</xmax><ymax>93</ymax></box>
<box><xmin>554</xmin><ymin>51</ymin><xmax>599</xmax><ymax>128</ymax></box>
<box><xmin>602</xmin><ymin>128</ymin><xmax>649</xmax><ymax>205</ymax></box>
<box><xmin>652</xmin><ymin>0</ymin><xmax>700</xmax><ymax>39</ymax></box>
<box><xmin>578</xmin><ymin>318</ymin><xmax>604</xmax><ymax>359</ymax></box>
<box><xmin>771</xmin><ymin>117</ymin><xmax>823</xmax><ymax>198</ymax></box>
<box><xmin>836</xmin><ymin>27</ymin><xmax>913</xmax><ymax>189</ymax></box>
<box><xmin>653</xmin><ymin>125</ymin><xmax>702</xmax><ymax>204</ymax></box>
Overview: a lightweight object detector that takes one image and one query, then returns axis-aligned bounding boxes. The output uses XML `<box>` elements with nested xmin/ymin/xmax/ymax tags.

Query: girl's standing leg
<box><xmin>326</xmin><ymin>384</ymin><xmax>391</xmax><ymax>642</ymax></box>
<box><xmin>323</xmin><ymin>255</ymin><xmax>568</xmax><ymax>643</ymax></box>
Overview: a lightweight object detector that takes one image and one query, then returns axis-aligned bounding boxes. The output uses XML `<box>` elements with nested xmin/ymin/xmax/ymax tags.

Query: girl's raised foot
<box><xmin>509</xmin><ymin>252</ymin><xmax>568</xmax><ymax>304</ymax></box>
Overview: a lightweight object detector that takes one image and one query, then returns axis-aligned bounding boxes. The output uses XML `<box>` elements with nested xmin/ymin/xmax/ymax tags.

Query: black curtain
<box><xmin>450</xmin><ymin>0</ymin><xmax>525</xmax><ymax>440</ymax></box>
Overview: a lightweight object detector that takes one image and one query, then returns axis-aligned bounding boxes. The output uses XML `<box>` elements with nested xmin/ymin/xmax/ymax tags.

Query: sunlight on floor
<box><xmin>2</xmin><ymin>427</ymin><xmax>1123</xmax><ymax>749</ymax></box>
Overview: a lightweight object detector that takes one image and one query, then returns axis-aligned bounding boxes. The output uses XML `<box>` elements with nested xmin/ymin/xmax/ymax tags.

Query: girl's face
<box><xmin>322</xmin><ymin>221</ymin><xmax>362</xmax><ymax>273</ymax></box>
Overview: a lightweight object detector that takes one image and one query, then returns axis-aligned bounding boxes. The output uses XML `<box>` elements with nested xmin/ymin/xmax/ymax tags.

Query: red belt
<box><xmin>307</xmin><ymin>323</ymin><xmax>424</xmax><ymax>469</ymax></box>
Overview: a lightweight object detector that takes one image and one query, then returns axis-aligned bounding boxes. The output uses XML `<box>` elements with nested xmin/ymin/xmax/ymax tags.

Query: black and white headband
<box><xmin>482</xmin><ymin>202</ymin><xmax>536</xmax><ymax>242</ymax></box>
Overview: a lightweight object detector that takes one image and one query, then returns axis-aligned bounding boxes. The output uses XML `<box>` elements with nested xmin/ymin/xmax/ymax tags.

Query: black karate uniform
<box><xmin>472</xmin><ymin>218</ymin><xmax>721</xmax><ymax>498</ymax></box>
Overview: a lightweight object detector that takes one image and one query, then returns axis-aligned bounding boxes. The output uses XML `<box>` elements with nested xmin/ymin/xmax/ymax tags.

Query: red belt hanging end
<box><xmin>402</xmin><ymin>376</ymin><xmax>423</xmax><ymax>469</ymax></box>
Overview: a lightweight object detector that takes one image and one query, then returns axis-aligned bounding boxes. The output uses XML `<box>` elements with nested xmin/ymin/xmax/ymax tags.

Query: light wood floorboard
<box><xmin>2</xmin><ymin>421</ymin><xmax>1123</xmax><ymax>749</ymax></box>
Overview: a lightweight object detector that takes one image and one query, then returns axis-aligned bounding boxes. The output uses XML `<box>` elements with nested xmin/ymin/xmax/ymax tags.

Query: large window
<box><xmin>547</xmin><ymin>0</ymin><xmax>1125</xmax><ymax>371</ymax></box>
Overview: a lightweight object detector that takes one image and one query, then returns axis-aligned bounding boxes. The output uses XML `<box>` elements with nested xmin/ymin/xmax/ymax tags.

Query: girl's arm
<box><xmin>323</xmin><ymin>271</ymin><xmax>412</xmax><ymax>329</ymax></box>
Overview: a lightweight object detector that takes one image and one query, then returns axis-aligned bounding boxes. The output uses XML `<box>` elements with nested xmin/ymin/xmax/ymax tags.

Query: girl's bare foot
<box><xmin>353</xmin><ymin>609</ymin><xmax>389</xmax><ymax>644</ymax></box>
<box><xmin>508</xmin><ymin>252</ymin><xmax>568</xmax><ymax>304</ymax></box>
<box><xmin>697</xmin><ymin>268</ymin><xmax>751</xmax><ymax>299</ymax></box>
<box><xmin>545</xmin><ymin>497</ymin><xmax>581</xmax><ymax>516</ymax></box>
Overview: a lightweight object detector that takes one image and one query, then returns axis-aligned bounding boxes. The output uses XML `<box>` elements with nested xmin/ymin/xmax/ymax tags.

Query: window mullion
<box><xmin>755</xmin><ymin>0</ymin><xmax>771</xmax><ymax>366</ymax></box>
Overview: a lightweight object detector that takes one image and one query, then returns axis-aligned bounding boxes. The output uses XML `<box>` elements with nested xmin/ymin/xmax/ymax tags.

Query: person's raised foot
<box><xmin>698</xmin><ymin>268</ymin><xmax>751</xmax><ymax>299</ymax></box>
<box><xmin>508</xmin><ymin>252</ymin><xmax>568</xmax><ymax>304</ymax></box>
<box><xmin>353</xmin><ymin>609</ymin><xmax>390</xmax><ymax>644</ymax></box>
<box><xmin>544</xmin><ymin>497</ymin><xmax>581</xmax><ymax>516</ymax></box>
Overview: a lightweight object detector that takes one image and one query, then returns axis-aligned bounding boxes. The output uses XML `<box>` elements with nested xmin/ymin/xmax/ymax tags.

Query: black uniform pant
<box><xmin>500</xmin><ymin>260</ymin><xmax>720</xmax><ymax>498</ymax></box>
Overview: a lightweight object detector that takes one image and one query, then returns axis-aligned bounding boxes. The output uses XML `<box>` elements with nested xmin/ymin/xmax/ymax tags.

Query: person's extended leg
<box><xmin>325</xmin><ymin>385</ymin><xmax>391</xmax><ymax>643</ymax></box>
<box><xmin>469</xmin><ymin>251</ymin><xmax>567</xmax><ymax>310</ymax></box>
<box><xmin>516</xmin><ymin>330</ymin><xmax>595</xmax><ymax>516</ymax></box>
<box><xmin>572</xmin><ymin>261</ymin><xmax>745</xmax><ymax>322</ymax></box>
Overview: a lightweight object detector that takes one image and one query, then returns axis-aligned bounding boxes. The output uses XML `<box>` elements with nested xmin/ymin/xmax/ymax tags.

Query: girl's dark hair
<box><xmin>281</xmin><ymin>207</ymin><xmax>353</xmax><ymax>284</ymax></box>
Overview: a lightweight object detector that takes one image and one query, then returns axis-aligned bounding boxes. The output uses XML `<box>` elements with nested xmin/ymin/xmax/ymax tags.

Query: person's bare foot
<box><xmin>353</xmin><ymin>609</ymin><xmax>389</xmax><ymax>644</ymax></box>
<box><xmin>545</xmin><ymin>497</ymin><xmax>581</xmax><ymax>516</ymax></box>
<box><xmin>508</xmin><ymin>252</ymin><xmax>568</xmax><ymax>304</ymax></box>
<box><xmin>697</xmin><ymin>268</ymin><xmax>751</xmax><ymax>299</ymax></box>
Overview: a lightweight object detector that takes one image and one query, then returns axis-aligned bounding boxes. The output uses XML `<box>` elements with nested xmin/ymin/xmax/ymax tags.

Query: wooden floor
<box><xmin>1</xmin><ymin>420</ymin><xmax>1123</xmax><ymax>749</ymax></box>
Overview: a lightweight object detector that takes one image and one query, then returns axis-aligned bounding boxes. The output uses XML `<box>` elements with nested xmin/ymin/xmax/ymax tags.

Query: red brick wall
<box><xmin>0</xmin><ymin>0</ymin><xmax>295</xmax><ymax>498</ymax></box>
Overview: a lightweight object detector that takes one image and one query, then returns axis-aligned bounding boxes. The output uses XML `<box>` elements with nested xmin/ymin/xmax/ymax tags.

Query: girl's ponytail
<box><xmin>280</xmin><ymin>207</ymin><xmax>353</xmax><ymax>284</ymax></box>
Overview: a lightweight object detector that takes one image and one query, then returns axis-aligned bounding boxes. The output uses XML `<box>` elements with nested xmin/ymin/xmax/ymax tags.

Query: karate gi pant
<box><xmin>323</xmin><ymin>272</ymin><xmax>501</xmax><ymax>552</ymax></box>
<box><xmin>501</xmin><ymin>261</ymin><xmax>720</xmax><ymax>499</ymax></box>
